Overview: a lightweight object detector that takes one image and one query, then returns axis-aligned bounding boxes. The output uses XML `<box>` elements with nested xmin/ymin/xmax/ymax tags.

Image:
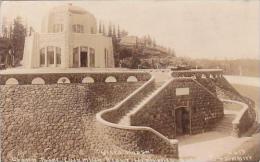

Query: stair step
<box><xmin>117</xmin><ymin>81</ymin><xmax>165</xmax><ymax>125</ymax></box>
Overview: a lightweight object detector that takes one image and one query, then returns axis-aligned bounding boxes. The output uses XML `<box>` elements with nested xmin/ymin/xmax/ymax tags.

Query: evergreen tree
<box><xmin>98</xmin><ymin>20</ymin><xmax>102</xmax><ymax>33</ymax></box>
<box><xmin>108</xmin><ymin>22</ymin><xmax>112</xmax><ymax>37</ymax></box>
<box><xmin>102</xmin><ymin>24</ymin><xmax>106</xmax><ymax>36</ymax></box>
<box><xmin>11</xmin><ymin>16</ymin><xmax>26</xmax><ymax>66</ymax></box>
<box><xmin>112</xmin><ymin>25</ymin><xmax>116</xmax><ymax>38</ymax></box>
<box><xmin>117</xmin><ymin>24</ymin><xmax>121</xmax><ymax>39</ymax></box>
<box><xmin>152</xmin><ymin>38</ymin><xmax>156</xmax><ymax>47</ymax></box>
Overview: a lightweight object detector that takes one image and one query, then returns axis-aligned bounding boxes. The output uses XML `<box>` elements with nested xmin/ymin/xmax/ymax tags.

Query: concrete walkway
<box><xmin>178</xmin><ymin>103</ymin><xmax>250</xmax><ymax>161</ymax></box>
<box><xmin>178</xmin><ymin>131</ymin><xmax>251</xmax><ymax>161</ymax></box>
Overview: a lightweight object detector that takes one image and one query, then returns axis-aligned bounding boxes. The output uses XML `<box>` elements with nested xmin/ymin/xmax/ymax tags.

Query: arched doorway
<box><xmin>175</xmin><ymin>107</ymin><xmax>190</xmax><ymax>136</ymax></box>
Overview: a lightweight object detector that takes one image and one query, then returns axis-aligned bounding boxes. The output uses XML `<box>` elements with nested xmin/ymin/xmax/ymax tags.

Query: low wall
<box><xmin>131</xmin><ymin>78</ymin><xmax>224</xmax><ymax>138</ymax></box>
<box><xmin>96</xmin><ymin>77</ymin><xmax>179</xmax><ymax>158</ymax></box>
<box><xmin>0</xmin><ymin>71</ymin><xmax>151</xmax><ymax>85</ymax></box>
<box><xmin>171</xmin><ymin>69</ymin><xmax>223</xmax><ymax>79</ymax></box>
<box><xmin>222</xmin><ymin>99</ymin><xmax>253</xmax><ymax>137</ymax></box>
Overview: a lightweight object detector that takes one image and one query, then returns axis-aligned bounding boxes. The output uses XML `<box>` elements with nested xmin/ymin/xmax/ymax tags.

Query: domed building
<box><xmin>23</xmin><ymin>4</ymin><xmax>114</xmax><ymax>68</ymax></box>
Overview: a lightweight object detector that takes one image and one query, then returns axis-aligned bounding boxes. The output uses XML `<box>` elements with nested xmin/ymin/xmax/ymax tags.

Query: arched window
<box><xmin>127</xmin><ymin>76</ymin><xmax>138</xmax><ymax>82</ymax></box>
<box><xmin>31</xmin><ymin>77</ymin><xmax>45</xmax><ymax>84</ymax></box>
<box><xmin>40</xmin><ymin>48</ymin><xmax>45</xmax><ymax>65</ymax></box>
<box><xmin>57</xmin><ymin>77</ymin><xmax>70</xmax><ymax>84</ymax></box>
<box><xmin>5</xmin><ymin>78</ymin><xmax>18</xmax><ymax>85</ymax></box>
<box><xmin>47</xmin><ymin>46</ymin><xmax>54</xmax><ymax>65</ymax></box>
<box><xmin>89</xmin><ymin>48</ymin><xmax>95</xmax><ymax>67</ymax></box>
<box><xmin>82</xmin><ymin>77</ymin><xmax>94</xmax><ymax>83</ymax></box>
<box><xmin>56</xmin><ymin>47</ymin><xmax>61</xmax><ymax>65</ymax></box>
<box><xmin>105</xmin><ymin>76</ymin><xmax>117</xmax><ymax>83</ymax></box>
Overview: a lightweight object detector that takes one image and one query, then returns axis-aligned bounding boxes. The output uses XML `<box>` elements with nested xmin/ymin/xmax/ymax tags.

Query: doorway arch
<box><xmin>175</xmin><ymin>106</ymin><xmax>191</xmax><ymax>136</ymax></box>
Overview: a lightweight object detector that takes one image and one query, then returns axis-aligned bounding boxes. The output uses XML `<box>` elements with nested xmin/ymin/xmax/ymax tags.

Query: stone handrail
<box><xmin>221</xmin><ymin>99</ymin><xmax>250</xmax><ymax>137</ymax></box>
<box><xmin>96</xmin><ymin>76</ymin><xmax>178</xmax><ymax>158</ymax></box>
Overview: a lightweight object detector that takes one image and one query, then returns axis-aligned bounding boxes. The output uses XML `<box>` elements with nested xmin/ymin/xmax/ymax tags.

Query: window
<box><xmin>89</xmin><ymin>48</ymin><xmax>95</xmax><ymax>67</ymax></box>
<box><xmin>104</xmin><ymin>48</ymin><xmax>109</xmax><ymax>67</ymax></box>
<box><xmin>47</xmin><ymin>46</ymin><xmax>54</xmax><ymax>65</ymax></box>
<box><xmin>53</xmin><ymin>24</ymin><xmax>63</xmax><ymax>32</ymax></box>
<box><xmin>80</xmin><ymin>25</ymin><xmax>84</xmax><ymax>33</ymax></box>
<box><xmin>40</xmin><ymin>48</ymin><xmax>45</xmax><ymax>65</ymax></box>
<box><xmin>81</xmin><ymin>46</ymin><xmax>88</xmax><ymax>52</ymax></box>
<box><xmin>73</xmin><ymin>25</ymin><xmax>77</xmax><ymax>32</ymax></box>
<box><xmin>56</xmin><ymin>47</ymin><xmax>61</xmax><ymax>65</ymax></box>
<box><xmin>72</xmin><ymin>24</ymin><xmax>84</xmax><ymax>33</ymax></box>
<box><xmin>73</xmin><ymin>47</ymin><xmax>79</xmax><ymax>67</ymax></box>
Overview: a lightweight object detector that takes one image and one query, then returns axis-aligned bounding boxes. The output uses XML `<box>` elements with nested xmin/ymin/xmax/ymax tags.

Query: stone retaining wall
<box><xmin>0</xmin><ymin>82</ymin><xmax>144</xmax><ymax>161</ymax></box>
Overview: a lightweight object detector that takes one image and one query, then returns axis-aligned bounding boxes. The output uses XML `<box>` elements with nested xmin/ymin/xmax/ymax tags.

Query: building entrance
<box><xmin>175</xmin><ymin>107</ymin><xmax>190</xmax><ymax>136</ymax></box>
<box><xmin>80</xmin><ymin>52</ymin><xmax>88</xmax><ymax>67</ymax></box>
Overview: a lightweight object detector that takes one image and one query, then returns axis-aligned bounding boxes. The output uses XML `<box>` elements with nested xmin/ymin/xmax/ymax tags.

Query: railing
<box><xmin>96</xmin><ymin>76</ymin><xmax>178</xmax><ymax>158</ymax></box>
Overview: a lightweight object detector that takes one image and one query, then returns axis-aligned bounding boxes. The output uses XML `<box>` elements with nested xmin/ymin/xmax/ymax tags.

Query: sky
<box><xmin>0</xmin><ymin>0</ymin><xmax>259</xmax><ymax>59</ymax></box>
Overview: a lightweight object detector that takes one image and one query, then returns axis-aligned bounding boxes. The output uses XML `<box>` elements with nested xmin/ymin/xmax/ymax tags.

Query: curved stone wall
<box><xmin>96</xmin><ymin>77</ymin><xmax>179</xmax><ymax>158</ymax></box>
<box><xmin>221</xmin><ymin>99</ymin><xmax>253</xmax><ymax>137</ymax></box>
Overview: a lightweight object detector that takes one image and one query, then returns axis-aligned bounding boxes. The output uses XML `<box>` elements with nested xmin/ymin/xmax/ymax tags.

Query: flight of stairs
<box><xmin>213</xmin><ymin>113</ymin><xmax>236</xmax><ymax>134</ymax></box>
<box><xmin>118</xmin><ymin>82</ymin><xmax>164</xmax><ymax>126</ymax></box>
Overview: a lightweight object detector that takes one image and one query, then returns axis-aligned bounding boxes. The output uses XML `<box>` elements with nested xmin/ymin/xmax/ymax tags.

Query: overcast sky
<box><xmin>0</xmin><ymin>0</ymin><xmax>259</xmax><ymax>59</ymax></box>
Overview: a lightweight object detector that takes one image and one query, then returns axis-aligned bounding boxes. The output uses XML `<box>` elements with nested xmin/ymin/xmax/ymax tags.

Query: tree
<box><xmin>108</xmin><ymin>23</ymin><xmax>112</xmax><ymax>37</ymax></box>
<box><xmin>117</xmin><ymin>24</ymin><xmax>121</xmax><ymax>39</ymax></box>
<box><xmin>102</xmin><ymin>24</ymin><xmax>106</xmax><ymax>36</ymax></box>
<box><xmin>98</xmin><ymin>21</ymin><xmax>102</xmax><ymax>33</ymax></box>
<box><xmin>112</xmin><ymin>25</ymin><xmax>116</xmax><ymax>38</ymax></box>
<box><xmin>10</xmin><ymin>16</ymin><xmax>27</xmax><ymax>66</ymax></box>
<box><xmin>0</xmin><ymin>38</ymin><xmax>13</xmax><ymax>66</ymax></box>
<box><xmin>120</xmin><ymin>29</ymin><xmax>128</xmax><ymax>37</ymax></box>
<box><xmin>152</xmin><ymin>38</ymin><xmax>156</xmax><ymax>47</ymax></box>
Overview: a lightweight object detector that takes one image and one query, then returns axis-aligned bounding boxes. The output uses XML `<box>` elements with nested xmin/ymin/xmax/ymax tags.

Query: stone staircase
<box><xmin>118</xmin><ymin>82</ymin><xmax>164</xmax><ymax>126</ymax></box>
<box><xmin>213</xmin><ymin>113</ymin><xmax>236</xmax><ymax>134</ymax></box>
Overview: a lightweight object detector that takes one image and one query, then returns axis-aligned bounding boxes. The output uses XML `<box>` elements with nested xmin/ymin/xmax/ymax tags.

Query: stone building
<box><xmin>22</xmin><ymin>4</ymin><xmax>114</xmax><ymax>68</ymax></box>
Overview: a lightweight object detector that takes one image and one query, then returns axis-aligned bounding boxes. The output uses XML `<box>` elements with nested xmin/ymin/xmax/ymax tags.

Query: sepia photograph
<box><xmin>0</xmin><ymin>0</ymin><xmax>259</xmax><ymax>161</ymax></box>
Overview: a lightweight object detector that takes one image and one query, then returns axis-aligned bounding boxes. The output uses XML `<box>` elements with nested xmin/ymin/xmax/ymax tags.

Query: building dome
<box><xmin>41</xmin><ymin>3</ymin><xmax>97</xmax><ymax>34</ymax></box>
